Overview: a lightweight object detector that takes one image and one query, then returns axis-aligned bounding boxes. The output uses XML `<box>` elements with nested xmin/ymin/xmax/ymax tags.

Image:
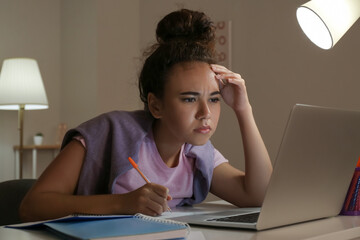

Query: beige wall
<box><xmin>60</xmin><ymin>0</ymin><xmax>141</xmax><ymax>127</ymax></box>
<box><xmin>0</xmin><ymin>0</ymin><xmax>61</xmax><ymax>180</ymax></box>
<box><xmin>0</xmin><ymin>0</ymin><xmax>360</xmax><ymax>184</ymax></box>
<box><xmin>97</xmin><ymin>0</ymin><xmax>141</xmax><ymax>113</ymax></box>
<box><xmin>60</xmin><ymin>0</ymin><xmax>98</xmax><ymax>127</ymax></box>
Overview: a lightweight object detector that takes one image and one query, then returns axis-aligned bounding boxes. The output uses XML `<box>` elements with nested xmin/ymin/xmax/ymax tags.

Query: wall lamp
<box><xmin>296</xmin><ymin>0</ymin><xmax>360</xmax><ymax>49</ymax></box>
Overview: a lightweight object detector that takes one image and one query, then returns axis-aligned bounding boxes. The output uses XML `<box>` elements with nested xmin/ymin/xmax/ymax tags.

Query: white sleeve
<box><xmin>213</xmin><ymin>148</ymin><xmax>229</xmax><ymax>168</ymax></box>
<box><xmin>73</xmin><ymin>134</ymin><xmax>86</xmax><ymax>148</ymax></box>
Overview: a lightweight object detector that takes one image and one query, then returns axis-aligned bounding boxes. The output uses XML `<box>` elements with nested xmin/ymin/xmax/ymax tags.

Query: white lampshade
<box><xmin>296</xmin><ymin>0</ymin><xmax>360</xmax><ymax>49</ymax></box>
<box><xmin>0</xmin><ymin>58</ymin><xmax>48</xmax><ymax>110</ymax></box>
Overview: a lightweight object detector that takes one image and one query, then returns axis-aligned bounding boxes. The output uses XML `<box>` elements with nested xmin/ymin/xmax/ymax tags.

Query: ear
<box><xmin>147</xmin><ymin>93</ymin><xmax>163</xmax><ymax>119</ymax></box>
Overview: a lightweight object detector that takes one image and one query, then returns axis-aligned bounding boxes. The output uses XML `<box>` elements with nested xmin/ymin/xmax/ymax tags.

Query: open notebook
<box><xmin>169</xmin><ymin>104</ymin><xmax>360</xmax><ymax>230</ymax></box>
<box><xmin>6</xmin><ymin>214</ymin><xmax>190</xmax><ymax>240</ymax></box>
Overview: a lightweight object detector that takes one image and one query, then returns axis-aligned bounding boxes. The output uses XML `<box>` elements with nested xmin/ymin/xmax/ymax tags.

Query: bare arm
<box><xmin>211</xmin><ymin>107</ymin><xmax>272</xmax><ymax>206</ymax></box>
<box><xmin>19</xmin><ymin>140</ymin><xmax>170</xmax><ymax>222</ymax></box>
<box><xmin>210</xmin><ymin>64</ymin><xmax>272</xmax><ymax>207</ymax></box>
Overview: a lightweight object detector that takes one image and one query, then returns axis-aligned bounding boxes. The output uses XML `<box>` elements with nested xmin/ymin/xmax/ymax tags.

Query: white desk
<box><xmin>13</xmin><ymin>145</ymin><xmax>61</xmax><ymax>179</ymax></box>
<box><xmin>191</xmin><ymin>215</ymin><xmax>360</xmax><ymax>240</ymax></box>
<box><xmin>2</xmin><ymin>215</ymin><xmax>360</xmax><ymax>240</ymax></box>
<box><xmin>2</xmin><ymin>201</ymin><xmax>360</xmax><ymax>240</ymax></box>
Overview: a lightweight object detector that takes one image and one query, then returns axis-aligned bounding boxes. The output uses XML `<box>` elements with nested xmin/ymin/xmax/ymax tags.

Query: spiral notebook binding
<box><xmin>134</xmin><ymin>213</ymin><xmax>191</xmax><ymax>235</ymax></box>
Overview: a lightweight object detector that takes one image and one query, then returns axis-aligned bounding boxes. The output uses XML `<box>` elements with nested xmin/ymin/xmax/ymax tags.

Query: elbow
<box><xmin>251</xmin><ymin>184</ymin><xmax>270</xmax><ymax>207</ymax></box>
<box><xmin>19</xmin><ymin>193</ymin><xmax>40</xmax><ymax>223</ymax></box>
<box><xmin>242</xmin><ymin>192</ymin><xmax>265</xmax><ymax>207</ymax></box>
<box><xmin>250</xmin><ymin>193</ymin><xmax>266</xmax><ymax>207</ymax></box>
<box><xmin>19</xmin><ymin>196</ymin><xmax>32</xmax><ymax>223</ymax></box>
<box><xmin>243</xmin><ymin>184</ymin><xmax>269</xmax><ymax>207</ymax></box>
<box><xmin>231</xmin><ymin>189</ymin><xmax>266</xmax><ymax>208</ymax></box>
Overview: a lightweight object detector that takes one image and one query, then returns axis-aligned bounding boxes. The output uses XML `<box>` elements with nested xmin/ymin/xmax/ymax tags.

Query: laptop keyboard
<box><xmin>207</xmin><ymin>212</ymin><xmax>260</xmax><ymax>223</ymax></box>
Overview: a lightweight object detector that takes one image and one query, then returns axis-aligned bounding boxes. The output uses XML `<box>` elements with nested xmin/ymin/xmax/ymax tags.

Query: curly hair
<box><xmin>138</xmin><ymin>9</ymin><xmax>217</xmax><ymax>111</ymax></box>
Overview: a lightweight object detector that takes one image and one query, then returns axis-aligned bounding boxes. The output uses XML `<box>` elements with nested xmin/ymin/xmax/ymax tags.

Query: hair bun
<box><xmin>156</xmin><ymin>9</ymin><xmax>215</xmax><ymax>45</ymax></box>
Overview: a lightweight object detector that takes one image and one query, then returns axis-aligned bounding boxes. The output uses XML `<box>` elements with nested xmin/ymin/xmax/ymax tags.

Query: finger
<box><xmin>147</xmin><ymin>184</ymin><xmax>169</xmax><ymax>204</ymax></box>
<box><xmin>150</xmin><ymin>183</ymin><xmax>169</xmax><ymax>199</ymax></box>
<box><xmin>152</xmin><ymin>189</ymin><xmax>171</xmax><ymax>213</ymax></box>
<box><xmin>211</xmin><ymin>64</ymin><xmax>229</xmax><ymax>72</ymax></box>
<box><xmin>217</xmin><ymin>75</ymin><xmax>245</xmax><ymax>87</ymax></box>
<box><xmin>145</xmin><ymin>183</ymin><xmax>172</xmax><ymax>213</ymax></box>
<box><xmin>216</xmin><ymin>76</ymin><xmax>226</xmax><ymax>91</ymax></box>
<box><xmin>148</xmin><ymin>194</ymin><xmax>169</xmax><ymax>215</ymax></box>
<box><xmin>137</xmin><ymin>189</ymin><xmax>166</xmax><ymax>216</ymax></box>
<box><xmin>211</xmin><ymin>65</ymin><xmax>238</xmax><ymax>77</ymax></box>
<box><xmin>145</xmin><ymin>200</ymin><xmax>164</xmax><ymax>216</ymax></box>
<box><xmin>215</xmin><ymin>74</ymin><xmax>227</xmax><ymax>85</ymax></box>
<box><xmin>216</xmin><ymin>72</ymin><xmax>242</xmax><ymax>81</ymax></box>
<box><xmin>149</xmin><ymin>190</ymin><xmax>167</xmax><ymax>204</ymax></box>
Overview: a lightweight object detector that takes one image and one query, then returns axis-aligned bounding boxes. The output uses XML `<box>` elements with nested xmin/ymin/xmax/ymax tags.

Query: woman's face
<box><xmin>155</xmin><ymin>61</ymin><xmax>221</xmax><ymax>146</ymax></box>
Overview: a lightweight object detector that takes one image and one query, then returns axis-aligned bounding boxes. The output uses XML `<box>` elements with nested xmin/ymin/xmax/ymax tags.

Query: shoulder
<box><xmin>78</xmin><ymin>110</ymin><xmax>153</xmax><ymax>129</ymax></box>
<box><xmin>184</xmin><ymin>141</ymin><xmax>215</xmax><ymax>171</ymax></box>
<box><xmin>184</xmin><ymin>141</ymin><xmax>214</xmax><ymax>158</ymax></box>
<box><xmin>85</xmin><ymin>110</ymin><xmax>151</xmax><ymax>123</ymax></box>
<box><xmin>62</xmin><ymin>110</ymin><xmax>154</xmax><ymax>149</ymax></box>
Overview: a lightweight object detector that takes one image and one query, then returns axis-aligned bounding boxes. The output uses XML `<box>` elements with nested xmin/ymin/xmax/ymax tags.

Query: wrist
<box><xmin>112</xmin><ymin>194</ymin><xmax>128</xmax><ymax>214</ymax></box>
<box><xmin>234</xmin><ymin>103</ymin><xmax>252</xmax><ymax>116</ymax></box>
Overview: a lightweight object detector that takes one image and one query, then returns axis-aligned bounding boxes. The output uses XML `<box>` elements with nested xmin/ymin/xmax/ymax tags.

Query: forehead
<box><xmin>166</xmin><ymin>61</ymin><xmax>218</xmax><ymax>91</ymax></box>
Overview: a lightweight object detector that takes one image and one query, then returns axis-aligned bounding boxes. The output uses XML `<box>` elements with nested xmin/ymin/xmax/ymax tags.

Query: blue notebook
<box><xmin>7</xmin><ymin>214</ymin><xmax>190</xmax><ymax>240</ymax></box>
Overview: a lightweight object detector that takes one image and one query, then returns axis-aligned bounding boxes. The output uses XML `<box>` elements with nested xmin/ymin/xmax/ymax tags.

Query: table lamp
<box><xmin>296</xmin><ymin>0</ymin><xmax>360</xmax><ymax>49</ymax></box>
<box><xmin>0</xmin><ymin>58</ymin><xmax>49</xmax><ymax>178</ymax></box>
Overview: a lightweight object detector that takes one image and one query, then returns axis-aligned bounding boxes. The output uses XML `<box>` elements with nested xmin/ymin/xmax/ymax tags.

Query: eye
<box><xmin>182</xmin><ymin>97</ymin><xmax>196</xmax><ymax>103</ymax></box>
<box><xmin>209</xmin><ymin>97</ymin><xmax>220</xmax><ymax>103</ymax></box>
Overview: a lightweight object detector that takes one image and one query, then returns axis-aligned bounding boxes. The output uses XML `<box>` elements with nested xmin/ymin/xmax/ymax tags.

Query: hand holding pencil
<box><xmin>128</xmin><ymin>157</ymin><xmax>172</xmax><ymax>213</ymax></box>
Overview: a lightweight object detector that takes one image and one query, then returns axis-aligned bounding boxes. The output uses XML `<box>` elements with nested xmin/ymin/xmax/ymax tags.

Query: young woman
<box><xmin>20</xmin><ymin>8</ymin><xmax>272</xmax><ymax>222</ymax></box>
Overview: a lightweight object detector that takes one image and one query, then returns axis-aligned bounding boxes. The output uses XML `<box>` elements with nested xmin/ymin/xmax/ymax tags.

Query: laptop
<box><xmin>168</xmin><ymin>104</ymin><xmax>360</xmax><ymax>230</ymax></box>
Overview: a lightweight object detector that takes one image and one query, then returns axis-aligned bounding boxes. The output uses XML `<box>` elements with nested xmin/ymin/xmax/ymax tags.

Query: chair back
<box><xmin>0</xmin><ymin>179</ymin><xmax>36</xmax><ymax>226</ymax></box>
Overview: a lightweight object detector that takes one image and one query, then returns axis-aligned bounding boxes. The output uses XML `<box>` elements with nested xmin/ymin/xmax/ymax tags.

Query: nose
<box><xmin>195</xmin><ymin>100</ymin><xmax>211</xmax><ymax>120</ymax></box>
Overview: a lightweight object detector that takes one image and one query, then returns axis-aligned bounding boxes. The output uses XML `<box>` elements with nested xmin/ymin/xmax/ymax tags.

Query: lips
<box><xmin>194</xmin><ymin>125</ymin><xmax>211</xmax><ymax>134</ymax></box>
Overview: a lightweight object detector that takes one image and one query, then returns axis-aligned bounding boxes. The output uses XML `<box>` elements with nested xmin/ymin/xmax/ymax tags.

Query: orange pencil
<box><xmin>128</xmin><ymin>157</ymin><xmax>172</xmax><ymax>212</ymax></box>
<box><xmin>128</xmin><ymin>157</ymin><xmax>151</xmax><ymax>183</ymax></box>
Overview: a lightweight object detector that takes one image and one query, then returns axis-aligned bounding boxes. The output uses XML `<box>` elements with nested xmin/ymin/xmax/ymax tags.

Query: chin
<box><xmin>187</xmin><ymin>137</ymin><xmax>211</xmax><ymax>146</ymax></box>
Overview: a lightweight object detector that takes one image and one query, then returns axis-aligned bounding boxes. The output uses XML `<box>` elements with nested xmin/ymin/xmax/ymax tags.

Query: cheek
<box><xmin>173</xmin><ymin>106</ymin><xmax>195</xmax><ymax>126</ymax></box>
<box><xmin>211</xmin><ymin>104</ymin><xmax>221</xmax><ymax>126</ymax></box>
<box><xmin>163</xmin><ymin>102</ymin><xmax>193</xmax><ymax>125</ymax></box>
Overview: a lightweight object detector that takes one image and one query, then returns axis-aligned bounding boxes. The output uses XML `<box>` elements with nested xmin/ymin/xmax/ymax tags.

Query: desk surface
<box><xmin>2</xmin><ymin>202</ymin><xmax>360</xmax><ymax>240</ymax></box>
<box><xmin>191</xmin><ymin>216</ymin><xmax>360</xmax><ymax>240</ymax></box>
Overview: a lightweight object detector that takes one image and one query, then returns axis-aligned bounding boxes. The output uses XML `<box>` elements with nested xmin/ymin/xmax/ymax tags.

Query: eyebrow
<box><xmin>180</xmin><ymin>91</ymin><xmax>221</xmax><ymax>96</ymax></box>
